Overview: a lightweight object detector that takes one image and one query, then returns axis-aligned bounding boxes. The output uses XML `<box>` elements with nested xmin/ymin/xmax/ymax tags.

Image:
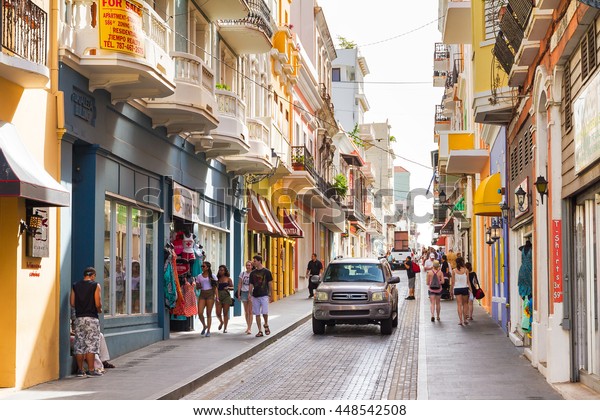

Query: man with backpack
<box><xmin>404</xmin><ymin>257</ymin><xmax>417</xmax><ymax>300</ymax></box>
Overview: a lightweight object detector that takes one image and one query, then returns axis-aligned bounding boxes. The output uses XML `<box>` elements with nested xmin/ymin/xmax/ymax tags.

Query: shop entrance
<box><xmin>573</xmin><ymin>198</ymin><xmax>600</xmax><ymax>381</ymax></box>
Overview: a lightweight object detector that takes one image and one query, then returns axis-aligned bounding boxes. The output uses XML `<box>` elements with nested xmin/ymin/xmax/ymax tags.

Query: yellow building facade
<box><xmin>0</xmin><ymin>0</ymin><xmax>70</xmax><ymax>388</ymax></box>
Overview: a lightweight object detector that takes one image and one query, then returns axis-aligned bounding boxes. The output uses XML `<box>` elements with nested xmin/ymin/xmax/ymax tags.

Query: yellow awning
<box><xmin>473</xmin><ymin>173</ymin><xmax>502</xmax><ymax>216</ymax></box>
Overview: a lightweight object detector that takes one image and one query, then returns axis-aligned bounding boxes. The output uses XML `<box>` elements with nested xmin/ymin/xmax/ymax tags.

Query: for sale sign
<box><xmin>99</xmin><ymin>0</ymin><xmax>145</xmax><ymax>57</ymax></box>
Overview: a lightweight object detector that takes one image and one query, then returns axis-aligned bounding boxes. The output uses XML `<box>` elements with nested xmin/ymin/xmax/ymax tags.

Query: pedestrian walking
<box><xmin>306</xmin><ymin>253</ymin><xmax>323</xmax><ymax>298</ymax></box>
<box><xmin>440</xmin><ymin>254</ymin><xmax>453</xmax><ymax>300</ymax></box>
<box><xmin>237</xmin><ymin>260</ymin><xmax>254</xmax><ymax>334</ymax></box>
<box><xmin>195</xmin><ymin>261</ymin><xmax>217</xmax><ymax>337</ymax></box>
<box><xmin>70</xmin><ymin>267</ymin><xmax>103</xmax><ymax>378</ymax></box>
<box><xmin>403</xmin><ymin>256</ymin><xmax>416</xmax><ymax>300</ymax></box>
<box><xmin>465</xmin><ymin>262</ymin><xmax>479</xmax><ymax>321</ymax></box>
<box><xmin>215</xmin><ymin>265</ymin><xmax>234</xmax><ymax>333</ymax></box>
<box><xmin>451</xmin><ymin>257</ymin><xmax>472</xmax><ymax>326</ymax></box>
<box><xmin>427</xmin><ymin>260</ymin><xmax>444</xmax><ymax>322</ymax></box>
<box><xmin>248</xmin><ymin>255</ymin><xmax>273</xmax><ymax>337</ymax></box>
<box><xmin>423</xmin><ymin>252</ymin><xmax>436</xmax><ymax>274</ymax></box>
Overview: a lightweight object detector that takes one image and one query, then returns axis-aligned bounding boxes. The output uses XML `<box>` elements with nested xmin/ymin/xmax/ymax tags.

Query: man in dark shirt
<box><xmin>249</xmin><ymin>255</ymin><xmax>273</xmax><ymax>338</ymax></box>
<box><xmin>306</xmin><ymin>253</ymin><xmax>323</xmax><ymax>298</ymax></box>
<box><xmin>70</xmin><ymin>267</ymin><xmax>102</xmax><ymax>378</ymax></box>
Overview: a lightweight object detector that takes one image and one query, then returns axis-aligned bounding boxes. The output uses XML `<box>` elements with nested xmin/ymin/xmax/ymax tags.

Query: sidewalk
<box><xmin>0</xmin><ymin>292</ymin><xmax>314</xmax><ymax>400</ymax></box>
<box><xmin>1</xmin><ymin>276</ymin><xmax>598</xmax><ymax>400</ymax></box>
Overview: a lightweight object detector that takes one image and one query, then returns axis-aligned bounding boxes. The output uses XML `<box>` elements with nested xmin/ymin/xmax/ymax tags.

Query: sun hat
<box><xmin>432</xmin><ymin>260</ymin><xmax>440</xmax><ymax>268</ymax></box>
<box><xmin>429</xmin><ymin>252</ymin><xmax>436</xmax><ymax>258</ymax></box>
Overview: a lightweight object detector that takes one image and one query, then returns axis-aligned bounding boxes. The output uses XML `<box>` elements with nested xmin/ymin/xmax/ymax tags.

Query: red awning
<box><xmin>246</xmin><ymin>191</ymin><xmax>287</xmax><ymax>237</ymax></box>
<box><xmin>435</xmin><ymin>236</ymin><xmax>447</xmax><ymax>246</ymax></box>
<box><xmin>282</xmin><ymin>210</ymin><xmax>304</xmax><ymax>238</ymax></box>
<box><xmin>260</xmin><ymin>196</ymin><xmax>288</xmax><ymax>237</ymax></box>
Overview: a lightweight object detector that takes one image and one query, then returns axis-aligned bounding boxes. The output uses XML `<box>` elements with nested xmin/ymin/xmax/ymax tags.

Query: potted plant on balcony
<box><xmin>292</xmin><ymin>154</ymin><xmax>304</xmax><ymax>170</ymax></box>
<box><xmin>215</xmin><ymin>83</ymin><xmax>231</xmax><ymax>91</ymax></box>
<box><xmin>332</xmin><ymin>173</ymin><xmax>348</xmax><ymax>198</ymax></box>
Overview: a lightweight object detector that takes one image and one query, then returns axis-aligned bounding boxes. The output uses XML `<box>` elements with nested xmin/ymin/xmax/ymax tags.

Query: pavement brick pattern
<box><xmin>183</xmin><ymin>279</ymin><xmax>421</xmax><ymax>400</ymax></box>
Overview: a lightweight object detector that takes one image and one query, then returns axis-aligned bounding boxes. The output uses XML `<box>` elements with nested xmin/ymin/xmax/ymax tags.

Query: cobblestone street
<box><xmin>183</xmin><ymin>274</ymin><xmax>420</xmax><ymax>400</ymax></box>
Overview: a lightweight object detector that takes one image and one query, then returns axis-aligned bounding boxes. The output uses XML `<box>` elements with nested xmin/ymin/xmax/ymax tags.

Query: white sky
<box><xmin>318</xmin><ymin>0</ymin><xmax>443</xmax><ymax>247</ymax></box>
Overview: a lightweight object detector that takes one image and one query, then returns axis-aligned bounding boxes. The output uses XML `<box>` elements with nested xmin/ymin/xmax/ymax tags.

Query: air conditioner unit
<box><xmin>458</xmin><ymin>219</ymin><xmax>471</xmax><ymax>231</ymax></box>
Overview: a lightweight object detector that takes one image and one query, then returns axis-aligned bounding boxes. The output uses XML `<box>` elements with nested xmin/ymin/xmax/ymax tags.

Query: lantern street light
<box><xmin>534</xmin><ymin>176</ymin><xmax>549</xmax><ymax>204</ymax></box>
<box><xmin>515</xmin><ymin>185</ymin><xmax>527</xmax><ymax>211</ymax></box>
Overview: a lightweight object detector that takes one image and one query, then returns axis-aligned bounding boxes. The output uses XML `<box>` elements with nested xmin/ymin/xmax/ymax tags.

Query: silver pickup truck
<box><xmin>311</xmin><ymin>257</ymin><xmax>400</xmax><ymax>335</ymax></box>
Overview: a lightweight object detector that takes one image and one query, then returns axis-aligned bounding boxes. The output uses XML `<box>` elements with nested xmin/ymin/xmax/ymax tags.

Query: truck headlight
<box><xmin>315</xmin><ymin>291</ymin><xmax>329</xmax><ymax>301</ymax></box>
<box><xmin>372</xmin><ymin>292</ymin><xmax>384</xmax><ymax>301</ymax></box>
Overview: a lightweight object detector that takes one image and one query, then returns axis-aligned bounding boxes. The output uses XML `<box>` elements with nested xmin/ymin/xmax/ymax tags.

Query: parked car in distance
<box><xmin>389</xmin><ymin>248</ymin><xmax>412</xmax><ymax>270</ymax></box>
<box><xmin>311</xmin><ymin>257</ymin><xmax>400</xmax><ymax>335</ymax></box>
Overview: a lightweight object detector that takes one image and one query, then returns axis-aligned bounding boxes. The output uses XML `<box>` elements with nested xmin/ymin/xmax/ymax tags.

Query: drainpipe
<box><xmin>51</xmin><ymin>0</ymin><xmax>68</xmax><ymax>378</ymax></box>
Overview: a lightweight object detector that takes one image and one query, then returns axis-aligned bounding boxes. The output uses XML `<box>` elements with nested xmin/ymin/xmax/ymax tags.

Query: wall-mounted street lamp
<box><xmin>534</xmin><ymin>176</ymin><xmax>549</xmax><ymax>204</ymax></box>
<box><xmin>438</xmin><ymin>189</ymin><xmax>446</xmax><ymax>203</ymax></box>
<box><xmin>500</xmin><ymin>200</ymin><xmax>511</xmax><ymax>220</ymax></box>
<box><xmin>485</xmin><ymin>226</ymin><xmax>495</xmax><ymax>245</ymax></box>
<box><xmin>490</xmin><ymin>218</ymin><xmax>501</xmax><ymax>241</ymax></box>
<box><xmin>515</xmin><ymin>185</ymin><xmax>527</xmax><ymax>211</ymax></box>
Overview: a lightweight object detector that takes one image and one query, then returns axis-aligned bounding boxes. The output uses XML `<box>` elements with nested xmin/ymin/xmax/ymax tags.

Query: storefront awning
<box><xmin>0</xmin><ymin>122</ymin><xmax>70</xmax><ymax>207</ymax></box>
<box><xmin>473</xmin><ymin>172</ymin><xmax>502</xmax><ymax>216</ymax></box>
<box><xmin>435</xmin><ymin>236</ymin><xmax>447</xmax><ymax>247</ymax></box>
<box><xmin>440</xmin><ymin>217</ymin><xmax>454</xmax><ymax>235</ymax></box>
<box><xmin>341</xmin><ymin>152</ymin><xmax>364</xmax><ymax>167</ymax></box>
<box><xmin>315</xmin><ymin>202</ymin><xmax>345</xmax><ymax>233</ymax></box>
<box><xmin>282</xmin><ymin>210</ymin><xmax>304</xmax><ymax>238</ymax></box>
<box><xmin>247</xmin><ymin>191</ymin><xmax>287</xmax><ymax>237</ymax></box>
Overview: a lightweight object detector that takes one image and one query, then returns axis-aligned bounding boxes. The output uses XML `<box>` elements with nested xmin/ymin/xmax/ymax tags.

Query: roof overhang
<box><xmin>446</xmin><ymin>150</ymin><xmax>489</xmax><ymax>174</ymax></box>
<box><xmin>0</xmin><ymin>122</ymin><xmax>70</xmax><ymax>207</ymax></box>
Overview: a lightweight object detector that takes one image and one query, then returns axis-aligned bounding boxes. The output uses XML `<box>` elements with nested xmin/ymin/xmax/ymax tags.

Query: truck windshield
<box><xmin>323</xmin><ymin>263</ymin><xmax>384</xmax><ymax>283</ymax></box>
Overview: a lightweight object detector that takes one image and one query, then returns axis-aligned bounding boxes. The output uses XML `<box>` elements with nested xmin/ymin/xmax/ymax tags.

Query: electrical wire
<box><xmin>128</xmin><ymin>4</ymin><xmax>436</xmax><ymax>174</ymax></box>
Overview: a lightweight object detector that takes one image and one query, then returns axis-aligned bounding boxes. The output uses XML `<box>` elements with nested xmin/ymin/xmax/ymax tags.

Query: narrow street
<box><xmin>182</xmin><ymin>271</ymin><xmax>419</xmax><ymax>400</ymax></box>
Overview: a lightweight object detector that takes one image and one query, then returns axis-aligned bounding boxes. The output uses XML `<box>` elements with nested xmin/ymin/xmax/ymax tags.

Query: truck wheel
<box><xmin>312</xmin><ymin>316</ymin><xmax>326</xmax><ymax>335</ymax></box>
<box><xmin>381</xmin><ymin>316</ymin><xmax>393</xmax><ymax>335</ymax></box>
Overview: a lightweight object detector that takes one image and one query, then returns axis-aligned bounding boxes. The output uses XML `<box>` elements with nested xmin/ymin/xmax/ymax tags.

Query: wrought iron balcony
<box><xmin>218</xmin><ymin>0</ymin><xmax>274</xmax><ymax>54</ymax></box>
<box><xmin>1</xmin><ymin>0</ymin><xmax>48</xmax><ymax>87</ymax></box>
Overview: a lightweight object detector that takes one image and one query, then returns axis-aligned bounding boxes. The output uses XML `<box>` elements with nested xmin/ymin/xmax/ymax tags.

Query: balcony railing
<box><xmin>216</xmin><ymin>90</ymin><xmax>246</xmax><ymax>123</ymax></box>
<box><xmin>219</xmin><ymin>0</ymin><xmax>273</xmax><ymax>39</ymax></box>
<box><xmin>1</xmin><ymin>0</ymin><xmax>47</xmax><ymax>66</ymax></box>
<box><xmin>435</xmin><ymin>104</ymin><xmax>450</xmax><ymax>123</ymax></box>
<box><xmin>172</xmin><ymin>52</ymin><xmax>214</xmax><ymax>92</ymax></box>
<box><xmin>434</xmin><ymin>42</ymin><xmax>450</xmax><ymax>60</ymax></box>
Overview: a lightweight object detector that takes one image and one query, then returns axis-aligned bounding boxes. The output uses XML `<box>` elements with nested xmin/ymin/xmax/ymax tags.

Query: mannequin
<box><xmin>518</xmin><ymin>240</ymin><xmax>532</xmax><ymax>333</ymax></box>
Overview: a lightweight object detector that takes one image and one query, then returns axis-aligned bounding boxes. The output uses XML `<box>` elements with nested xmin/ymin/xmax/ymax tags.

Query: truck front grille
<box><xmin>331</xmin><ymin>292</ymin><xmax>368</xmax><ymax>301</ymax></box>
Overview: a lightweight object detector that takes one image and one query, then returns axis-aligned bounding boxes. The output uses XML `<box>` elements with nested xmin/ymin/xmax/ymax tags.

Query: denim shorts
<box><xmin>454</xmin><ymin>287</ymin><xmax>469</xmax><ymax>296</ymax></box>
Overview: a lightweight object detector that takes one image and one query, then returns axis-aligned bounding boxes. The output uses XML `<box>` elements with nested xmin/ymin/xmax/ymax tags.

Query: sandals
<box><xmin>256</xmin><ymin>331</ymin><xmax>264</xmax><ymax>337</ymax></box>
<box><xmin>264</xmin><ymin>324</ymin><xmax>270</xmax><ymax>335</ymax></box>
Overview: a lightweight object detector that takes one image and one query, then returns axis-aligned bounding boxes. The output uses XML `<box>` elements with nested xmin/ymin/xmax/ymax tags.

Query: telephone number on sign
<box><xmin>333</xmin><ymin>405</ymin><xmax>407</xmax><ymax>416</ymax></box>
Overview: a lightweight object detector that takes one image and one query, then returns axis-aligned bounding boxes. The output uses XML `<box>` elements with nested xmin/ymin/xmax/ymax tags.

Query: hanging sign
<box><xmin>552</xmin><ymin>219</ymin><xmax>563</xmax><ymax>303</ymax></box>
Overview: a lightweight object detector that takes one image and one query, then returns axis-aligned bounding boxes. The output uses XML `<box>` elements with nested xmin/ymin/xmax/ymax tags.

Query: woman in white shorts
<box><xmin>237</xmin><ymin>261</ymin><xmax>253</xmax><ymax>334</ymax></box>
